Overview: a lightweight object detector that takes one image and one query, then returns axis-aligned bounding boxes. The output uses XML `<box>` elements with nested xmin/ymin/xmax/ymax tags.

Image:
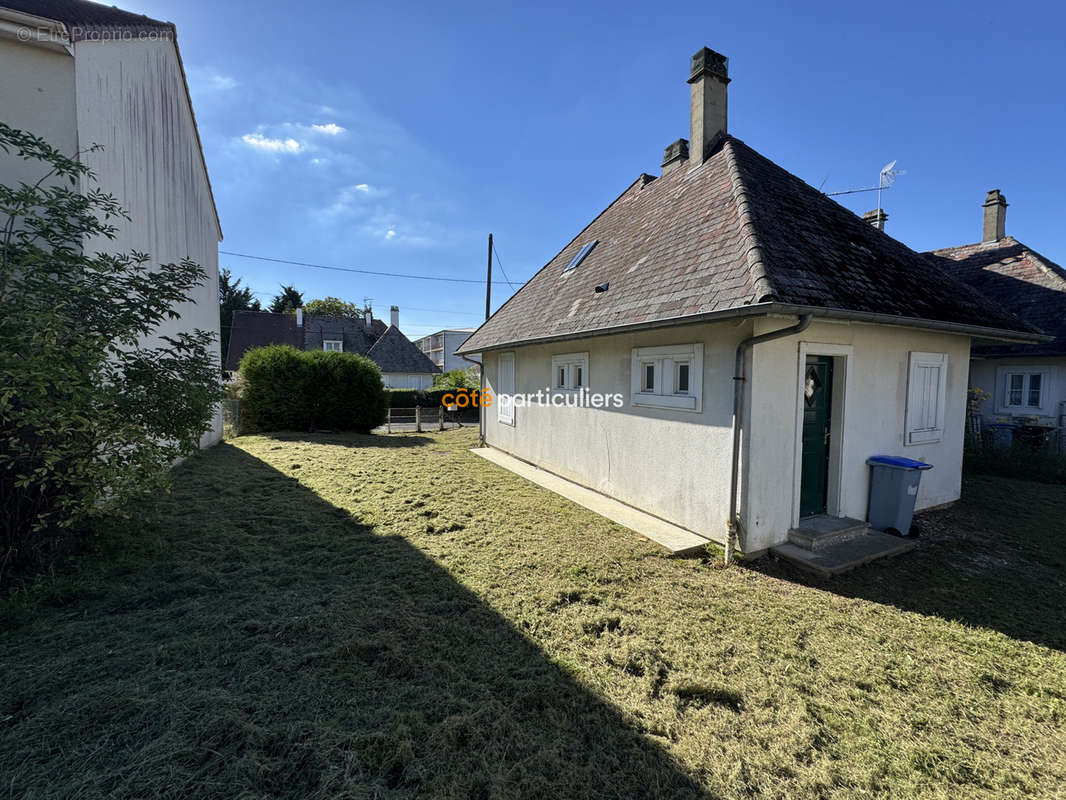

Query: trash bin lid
<box><xmin>866</xmin><ymin>455</ymin><xmax>933</xmax><ymax>470</ymax></box>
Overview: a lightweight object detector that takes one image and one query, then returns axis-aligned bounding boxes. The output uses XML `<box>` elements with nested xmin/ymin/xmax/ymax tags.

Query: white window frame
<box><xmin>905</xmin><ymin>351</ymin><xmax>948</xmax><ymax>445</ymax></box>
<box><xmin>630</xmin><ymin>343</ymin><xmax>703</xmax><ymax>412</ymax></box>
<box><xmin>323</xmin><ymin>339</ymin><xmax>343</xmax><ymax>352</ymax></box>
<box><xmin>997</xmin><ymin>367</ymin><xmax>1049</xmax><ymax>413</ymax></box>
<box><xmin>550</xmin><ymin>352</ymin><xmax>589</xmax><ymax>393</ymax></box>
<box><xmin>497</xmin><ymin>351</ymin><xmax>516</xmax><ymax>426</ymax></box>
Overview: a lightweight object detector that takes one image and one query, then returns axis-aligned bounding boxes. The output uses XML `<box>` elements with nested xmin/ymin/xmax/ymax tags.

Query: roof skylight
<box><xmin>564</xmin><ymin>240</ymin><xmax>598</xmax><ymax>272</ymax></box>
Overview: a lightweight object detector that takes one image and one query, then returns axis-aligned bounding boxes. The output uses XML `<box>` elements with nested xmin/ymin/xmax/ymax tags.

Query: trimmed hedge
<box><xmin>386</xmin><ymin>388</ymin><xmax>456</xmax><ymax>408</ymax></box>
<box><xmin>240</xmin><ymin>345</ymin><xmax>387</xmax><ymax>433</ymax></box>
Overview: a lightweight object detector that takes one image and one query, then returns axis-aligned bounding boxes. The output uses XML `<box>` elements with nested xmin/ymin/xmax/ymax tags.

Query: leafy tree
<box><xmin>269</xmin><ymin>284</ymin><xmax>303</xmax><ymax>313</ymax></box>
<box><xmin>219</xmin><ymin>267</ymin><xmax>260</xmax><ymax>361</ymax></box>
<box><xmin>0</xmin><ymin>123</ymin><xmax>222</xmax><ymax>577</ymax></box>
<box><xmin>433</xmin><ymin>367</ymin><xmax>480</xmax><ymax>391</ymax></box>
<box><xmin>303</xmin><ymin>296</ymin><xmax>362</xmax><ymax>318</ymax></box>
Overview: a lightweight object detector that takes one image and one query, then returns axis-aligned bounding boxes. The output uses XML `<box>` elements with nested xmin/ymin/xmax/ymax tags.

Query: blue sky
<box><xmin>136</xmin><ymin>0</ymin><xmax>1062</xmax><ymax>340</ymax></box>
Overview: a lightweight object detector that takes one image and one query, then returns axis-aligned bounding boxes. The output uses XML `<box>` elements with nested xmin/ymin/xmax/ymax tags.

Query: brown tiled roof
<box><xmin>927</xmin><ymin>237</ymin><xmax>1066</xmax><ymax>357</ymax></box>
<box><xmin>458</xmin><ymin>136</ymin><xmax>1034</xmax><ymax>354</ymax></box>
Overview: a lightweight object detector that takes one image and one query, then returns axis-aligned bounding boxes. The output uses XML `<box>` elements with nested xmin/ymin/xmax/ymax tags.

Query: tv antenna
<box><xmin>825</xmin><ymin>159</ymin><xmax>906</xmax><ymax>210</ymax></box>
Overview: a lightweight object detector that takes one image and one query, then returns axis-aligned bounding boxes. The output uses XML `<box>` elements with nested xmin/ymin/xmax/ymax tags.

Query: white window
<box><xmin>323</xmin><ymin>340</ymin><xmax>343</xmax><ymax>352</ymax></box>
<box><xmin>630</xmin><ymin>343</ymin><xmax>703</xmax><ymax>412</ymax></box>
<box><xmin>550</xmin><ymin>352</ymin><xmax>589</xmax><ymax>392</ymax></box>
<box><xmin>905</xmin><ymin>351</ymin><xmax>948</xmax><ymax>445</ymax></box>
<box><xmin>1003</xmin><ymin>370</ymin><xmax>1047</xmax><ymax>410</ymax></box>
<box><xmin>497</xmin><ymin>352</ymin><xmax>515</xmax><ymax>426</ymax></box>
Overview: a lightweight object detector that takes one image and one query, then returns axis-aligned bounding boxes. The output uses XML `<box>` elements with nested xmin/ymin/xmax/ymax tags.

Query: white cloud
<box><xmin>323</xmin><ymin>183</ymin><xmax>376</xmax><ymax>216</ymax></box>
<box><xmin>311</xmin><ymin>123</ymin><xmax>346</xmax><ymax>135</ymax></box>
<box><xmin>385</xmin><ymin>229</ymin><xmax>397</xmax><ymax>240</ymax></box>
<box><xmin>206</xmin><ymin>74</ymin><xmax>238</xmax><ymax>91</ymax></box>
<box><xmin>354</xmin><ymin>183</ymin><xmax>370</xmax><ymax>192</ymax></box>
<box><xmin>241</xmin><ymin>133</ymin><xmax>303</xmax><ymax>153</ymax></box>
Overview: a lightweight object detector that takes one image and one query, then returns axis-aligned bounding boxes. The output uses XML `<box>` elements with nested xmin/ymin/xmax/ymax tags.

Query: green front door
<box><xmin>800</xmin><ymin>355</ymin><xmax>834</xmax><ymax>518</ymax></box>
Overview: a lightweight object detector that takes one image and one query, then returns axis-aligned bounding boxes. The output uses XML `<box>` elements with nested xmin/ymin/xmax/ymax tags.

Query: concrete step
<box><xmin>771</xmin><ymin>531</ymin><xmax>916</xmax><ymax>577</ymax></box>
<box><xmin>788</xmin><ymin>515</ymin><xmax>869</xmax><ymax>551</ymax></box>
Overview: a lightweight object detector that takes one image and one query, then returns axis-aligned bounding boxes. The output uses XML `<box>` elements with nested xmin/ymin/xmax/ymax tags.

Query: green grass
<box><xmin>2</xmin><ymin>428</ymin><xmax>1065</xmax><ymax>799</ymax></box>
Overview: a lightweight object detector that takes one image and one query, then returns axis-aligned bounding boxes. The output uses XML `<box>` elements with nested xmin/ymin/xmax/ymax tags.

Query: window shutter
<box><xmin>906</xmin><ymin>352</ymin><xmax>947</xmax><ymax>445</ymax></box>
<box><xmin>497</xmin><ymin>352</ymin><xmax>515</xmax><ymax>426</ymax></box>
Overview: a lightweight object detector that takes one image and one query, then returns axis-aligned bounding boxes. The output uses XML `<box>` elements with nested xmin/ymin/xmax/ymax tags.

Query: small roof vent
<box><xmin>564</xmin><ymin>240</ymin><xmax>598</xmax><ymax>272</ymax></box>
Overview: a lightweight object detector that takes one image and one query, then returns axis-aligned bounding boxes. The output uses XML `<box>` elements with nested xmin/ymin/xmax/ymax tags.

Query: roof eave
<box><xmin>454</xmin><ymin>302</ymin><xmax>1048</xmax><ymax>355</ymax></box>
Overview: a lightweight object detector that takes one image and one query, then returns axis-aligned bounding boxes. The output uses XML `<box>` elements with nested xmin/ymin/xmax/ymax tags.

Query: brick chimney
<box><xmin>687</xmin><ymin>47</ymin><xmax>729</xmax><ymax>165</ymax></box>
<box><xmin>363</xmin><ymin>308</ymin><xmax>373</xmax><ymax>330</ymax></box>
<box><xmin>862</xmin><ymin>209</ymin><xmax>888</xmax><ymax>231</ymax></box>
<box><xmin>390</xmin><ymin>305</ymin><xmax>399</xmax><ymax>328</ymax></box>
<box><xmin>982</xmin><ymin>189</ymin><xmax>1007</xmax><ymax>242</ymax></box>
<box><xmin>295</xmin><ymin>307</ymin><xmax>303</xmax><ymax>327</ymax></box>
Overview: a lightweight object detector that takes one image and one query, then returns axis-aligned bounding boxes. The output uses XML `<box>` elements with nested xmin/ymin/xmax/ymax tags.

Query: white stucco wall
<box><xmin>744</xmin><ymin>319</ymin><xmax>971</xmax><ymax>553</ymax></box>
<box><xmin>383</xmin><ymin>373</ymin><xmax>436</xmax><ymax>390</ymax></box>
<box><xmin>72</xmin><ymin>39</ymin><xmax>223</xmax><ymax>446</ymax></box>
<box><xmin>482</xmin><ymin>320</ymin><xmax>755</xmax><ymax>543</ymax></box>
<box><xmin>0</xmin><ymin>36</ymin><xmax>78</xmax><ymax>184</ymax></box>
<box><xmin>482</xmin><ymin>317</ymin><xmax>972</xmax><ymax>554</ymax></box>
<box><xmin>967</xmin><ymin>356</ymin><xmax>1066</xmax><ymax>427</ymax></box>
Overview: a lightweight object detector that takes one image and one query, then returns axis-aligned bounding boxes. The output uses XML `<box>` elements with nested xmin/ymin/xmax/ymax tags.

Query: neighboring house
<box><xmin>928</xmin><ymin>192</ymin><xmax>1066</xmax><ymax>437</ymax></box>
<box><xmin>414</xmin><ymin>328</ymin><xmax>476</xmax><ymax>372</ymax></box>
<box><xmin>0</xmin><ymin>0</ymin><xmax>223</xmax><ymax>447</ymax></box>
<box><xmin>456</xmin><ymin>46</ymin><xmax>1039</xmax><ymax>564</ymax></box>
<box><xmin>226</xmin><ymin>306</ymin><xmax>441</xmax><ymax>389</ymax></box>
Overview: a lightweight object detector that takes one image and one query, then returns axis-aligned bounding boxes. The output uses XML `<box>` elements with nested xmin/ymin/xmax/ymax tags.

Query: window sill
<box><xmin>906</xmin><ymin>430</ymin><xmax>942</xmax><ymax>446</ymax></box>
<box><xmin>632</xmin><ymin>392</ymin><xmax>698</xmax><ymax>412</ymax></box>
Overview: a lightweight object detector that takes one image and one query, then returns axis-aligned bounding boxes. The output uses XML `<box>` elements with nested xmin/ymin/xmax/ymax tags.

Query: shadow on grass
<box><xmin>0</xmin><ymin>443</ymin><xmax>708</xmax><ymax>799</ymax></box>
<box><xmin>749</xmin><ymin>474</ymin><xmax>1066</xmax><ymax>653</ymax></box>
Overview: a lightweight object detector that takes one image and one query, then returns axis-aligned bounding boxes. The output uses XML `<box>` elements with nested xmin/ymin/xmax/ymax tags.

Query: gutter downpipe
<box><xmin>460</xmin><ymin>353</ymin><xmax>485</xmax><ymax>447</ymax></box>
<box><xmin>726</xmin><ymin>313</ymin><xmax>813</xmax><ymax>564</ymax></box>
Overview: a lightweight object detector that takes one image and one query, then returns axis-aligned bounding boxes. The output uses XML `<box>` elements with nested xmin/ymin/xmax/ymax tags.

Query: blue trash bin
<box><xmin>866</xmin><ymin>455</ymin><xmax>933</xmax><ymax>535</ymax></box>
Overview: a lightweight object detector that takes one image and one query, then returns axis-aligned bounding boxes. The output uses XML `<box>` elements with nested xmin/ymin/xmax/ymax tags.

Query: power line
<box><xmin>490</xmin><ymin>241</ymin><xmax>519</xmax><ymax>292</ymax></box>
<box><xmin>220</xmin><ymin>249</ymin><xmax>518</xmax><ymax>286</ymax></box>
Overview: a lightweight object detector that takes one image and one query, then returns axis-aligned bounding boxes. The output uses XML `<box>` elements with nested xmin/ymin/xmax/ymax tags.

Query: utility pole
<box><xmin>485</xmin><ymin>233</ymin><xmax>493</xmax><ymax>321</ymax></box>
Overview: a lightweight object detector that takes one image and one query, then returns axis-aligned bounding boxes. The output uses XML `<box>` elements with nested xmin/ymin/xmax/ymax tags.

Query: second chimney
<box><xmin>688</xmin><ymin>47</ymin><xmax>730</xmax><ymax>165</ymax></box>
<box><xmin>982</xmin><ymin>189</ymin><xmax>1007</xmax><ymax>242</ymax></box>
<box><xmin>364</xmin><ymin>309</ymin><xmax>373</xmax><ymax>330</ymax></box>
<box><xmin>390</xmin><ymin>305</ymin><xmax>399</xmax><ymax>328</ymax></box>
<box><xmin>862</xmin><ymin>209</ymin><xmax>888</xmax><ymax>231</ymax></box>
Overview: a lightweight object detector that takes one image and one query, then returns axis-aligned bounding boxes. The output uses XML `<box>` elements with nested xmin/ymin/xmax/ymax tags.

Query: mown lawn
<box><xmin>2</xmin><ymin>428</ymin><xmax>1064</xmax><ymax>799</ymax></box>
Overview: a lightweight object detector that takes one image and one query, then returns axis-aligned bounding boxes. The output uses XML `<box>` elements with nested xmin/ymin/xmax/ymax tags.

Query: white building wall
<box><xmin>744</xmin><ymin>320</ymin><xmax>971</xmax><ymax>553</ymax></box>
<box><xmin>383</xmin><ymin>373</ymin><xmax>436</xmax><ymax>390</ymax></box>
<box><xmin>0</xmin><ymin>37</ymin><xmax>78</xmax><ymax>184</ymax></box>
<box><xmin>968</xmin><ymin>356</ymin><xmax>1066</xmax><ymax>427</ymax></box>
<box><xmin>482</xmin><ymin>318</ymin><xmax>972</xmax><ymax>555</ymax></box>
<box><xmin>443</xmin><ymin>331</ymin><xmax>474</xmax><ymax>371</ymax></box>
<box><xmin>482</xmin><ymin>320</ymin><xmax>753</xmax><ymax>543</ymax></box>
<box><xmin>72</xmin><ymin>39</ymin><xmax>223</xmax><ymax>446</ymax></box>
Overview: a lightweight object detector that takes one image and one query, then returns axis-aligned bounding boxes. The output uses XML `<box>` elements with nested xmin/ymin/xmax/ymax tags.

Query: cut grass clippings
<box><xmin>2</xmin><ymin>428</ymin><xmax>1065</xmax><ymax>799</ymax></box>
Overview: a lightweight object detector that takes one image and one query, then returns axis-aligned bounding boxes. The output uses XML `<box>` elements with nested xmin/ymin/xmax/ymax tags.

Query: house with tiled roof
<box><xmin>928</xmin><ymin>192</ymin><xmax>1066</xmax><ymax>436</ymax></box>
<box><xmin>226</xmin><ymin>306</ymin><xmax>441</xmax><ymax>389</ymax></box>
<box><xmin>456</xmin><ymin>46</ymin><xmax>1042</xmax><ymax>566</ymax></box>
<box><xmin>0</xmin><ymin>0</ymin><xmax>223</xmax><ymax>446</ymax></box>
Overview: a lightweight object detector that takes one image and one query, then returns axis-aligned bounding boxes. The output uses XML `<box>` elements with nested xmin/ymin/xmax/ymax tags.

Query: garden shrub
<box><xmin>0</xmin><ymin>123</ymin><xmax>221</xmax><ymax>578</ymax></box>
<box><xmin>239</xmin><ymin>346</ymin><xmax>386</xmax><ymax>433</ymax></box>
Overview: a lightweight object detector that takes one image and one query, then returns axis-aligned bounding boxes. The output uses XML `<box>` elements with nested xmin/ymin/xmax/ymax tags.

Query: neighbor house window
<box><xmin>550</xmin><ymin>352</ymin><xmax>589</xmax><ymax>392</ymax></box>
<box><xmin>630</xmin><ymin>343</ymin><xmax>703</xmax><ymax>412</ymax></box>
<box><xmin>1002</xmin><ymin>370</ymin><xmax>1046</xmax><ymax>410</ymax></box>
<box><xmin>905</xmin><ymin>351</ymin><xmax>947</xmax><ymax>445</ymax></box>
<box><xmin>323</xmin><ymin>340</ymin><xmax>343</xmax><ymax>352</ymax></box>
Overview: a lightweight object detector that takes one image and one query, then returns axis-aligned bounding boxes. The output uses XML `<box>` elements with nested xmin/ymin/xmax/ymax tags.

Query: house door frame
<box><xmin>791</xmin><ymin>342</ymin><xmax>853</xmax><ymax>527</ymax></box>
